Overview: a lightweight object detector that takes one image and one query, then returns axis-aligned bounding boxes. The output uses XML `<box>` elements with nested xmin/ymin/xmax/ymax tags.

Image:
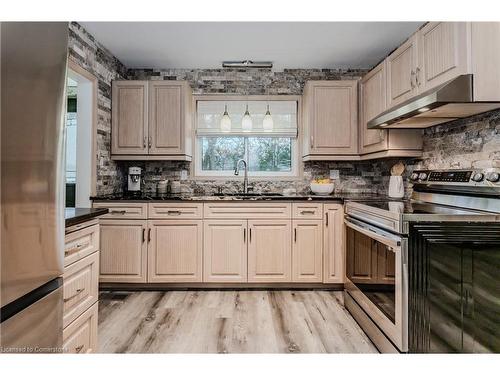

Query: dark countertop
<box><xmin>65</xmin><ymin>207</ymin><xmax>109</xmax><ymax>227</ymax></box>
<box><xmin>90</xmin><ymin>192</ymin><xmax>387</xmax><ymax>203</ymax></box>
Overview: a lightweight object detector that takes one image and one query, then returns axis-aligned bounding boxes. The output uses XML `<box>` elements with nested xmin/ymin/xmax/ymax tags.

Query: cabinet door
<box><xmin>148</xmin><ymin>220</ymin><xmax>202</xmax><ymax>282</ymax></box>
<box><xmin>387</xmin><ymin>35</ymin><xmax>418</xmax><ymax>108</ymax></box>
<box><xmin>309</xmin><ymin>81</ymin><xmax>358</xmax><ymax>155</ymax></box>
<box><xmin>148</xmin><ymin>81</ymin><xmax>185</xmax><ymax>155</ymax></box>
<box><xmin>99</xmin><ymin>220</ymin><xmax>147</xmax><ymax>283</ymax></box>
<box><xmin>418</xmin><ymin>22</ymin><xmax>470</xmax><ymax>92</ymax></box>
<box><xmin>360</xmin><ymin>62</ymin><xmax>388</xmax><ymax>154</ymax></box>
<box><xmin>203</xmin><ymin>220</ymin><xmax>247</xmax><ymax>283</ymax></box>
<box><xmin>248</xmin><ymin>220</ymin><xmax>291</xmax><ymax>282</ymax></box>
<box><xmin>111</xmin><ymin>81</ymin><xmax>148</xmax><ymax>155</ymax></box>
<box><xmin>323</xmin><ymin>204</ymin><xmax>345</xmax><ymax>283</ymax></box>
<box><xmin>376</xmin><ymin>242</ymin><xmax>396</xmax><ymax>284</ymax></box>
<box><xmin>345</xmin><ymin>226</ymin><xmax>377</xmax><ymax>285</ymax></box>
<box><xmin>292</xmin><ymin>220</ymin><xmax>323</xmax><ymax>282</ymax></box>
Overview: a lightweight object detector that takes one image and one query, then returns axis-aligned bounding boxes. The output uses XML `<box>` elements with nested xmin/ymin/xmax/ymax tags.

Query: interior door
<box><xmin>248</xmin><ymin>220</ymin><xmax>291</xmax><ymax>282</ymax></box>
<box><xmin>387</xmin><ymin>35</ymin><xmax>418</xmax><ymax>107</ymax></box>
<box><xmin>148</xmin><ymin>82</ymin><xmax>183</xmax><ymax>155</ymax></box>
<box><xmin>148</xmin><ymin>220</ymin><xmax>202</xmax><ymax>282</ymax></box>
<box><xmin>203</xmin><ymin>220</ymin><xmax>247</xmax><ymax>283</ymax></box>
<box><xmin>111</xmin><ymin>81</ymin><xmax>148</xmax><ymax>155</ymax></box>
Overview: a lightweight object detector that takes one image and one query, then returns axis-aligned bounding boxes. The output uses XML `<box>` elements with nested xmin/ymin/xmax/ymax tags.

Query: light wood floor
<box><xmin>98</xmin><ymin>290</ymin><xmax>378</xmax><ymax>353</ymax></box>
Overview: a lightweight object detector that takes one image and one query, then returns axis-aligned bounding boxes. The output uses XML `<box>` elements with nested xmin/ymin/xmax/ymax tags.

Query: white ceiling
<box><xmin>81</xmin><ymin>22</ymin><xmax>423</xmax><ymax>70</ymax></box>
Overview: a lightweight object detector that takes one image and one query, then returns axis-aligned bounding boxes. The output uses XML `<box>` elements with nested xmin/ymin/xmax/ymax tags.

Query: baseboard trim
<box><xmin>99</xmin><ymin>282</ymin><xmax>344</xmax><ymax>291</ymax></box>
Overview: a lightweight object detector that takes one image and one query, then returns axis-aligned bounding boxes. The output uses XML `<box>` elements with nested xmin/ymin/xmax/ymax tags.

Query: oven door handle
<box><xmin>344</xmin><ymin>216</ymin><xmax>402</xmax><ymax>251</ymax></box>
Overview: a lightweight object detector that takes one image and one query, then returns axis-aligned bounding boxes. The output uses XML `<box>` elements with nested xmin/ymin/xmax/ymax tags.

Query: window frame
<box><xmin>191</xmin><ymin>95</ymin><xmax>303</xmax><ymax>181</ymax></box>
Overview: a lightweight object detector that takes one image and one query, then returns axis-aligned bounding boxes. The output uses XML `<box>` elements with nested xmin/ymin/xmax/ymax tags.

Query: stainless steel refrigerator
<box><xmin>1</xmin><ymin>22</ymin><xmax>68</xmax><ymax>352</ymax></box>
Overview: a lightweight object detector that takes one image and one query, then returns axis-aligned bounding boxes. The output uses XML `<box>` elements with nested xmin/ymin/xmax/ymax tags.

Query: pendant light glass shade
<box><xmin>262</xmin><ymin>104</ymin><xmax>273</xmax><ymax>131</ymax></box>
<box><xmin>242</xmin><ymin>104</ymin><xmax>253</xmax><ymax>132</ymax></box>
<box><xmin>220</xmin><ymin>104</ymin><xmax>231</xmax><ymax>132</ymax></box>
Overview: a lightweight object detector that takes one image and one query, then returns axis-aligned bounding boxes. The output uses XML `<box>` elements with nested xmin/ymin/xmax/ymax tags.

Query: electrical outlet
<box><xmin>180</xmin><ymin>170</ymin><xmax>188</xmax><ymax>181</ymax></box>
<box><xmin>329</xmin><ymin>169</ymin><xmax>340</xmax><ymax>180</ymax></box>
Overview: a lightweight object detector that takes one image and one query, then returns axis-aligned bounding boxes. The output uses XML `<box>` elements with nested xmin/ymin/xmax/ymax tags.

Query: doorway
<box><xmin>64</xmin><ymin>60</ymin><xmax>98</xmax><ymax>207</ymax></box>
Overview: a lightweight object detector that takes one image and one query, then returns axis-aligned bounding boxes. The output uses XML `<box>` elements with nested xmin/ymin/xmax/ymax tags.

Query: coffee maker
<box><xmin>127</xmin><ymin>166</ymin><xmax>142</xmax><ymax>196</ymax></box>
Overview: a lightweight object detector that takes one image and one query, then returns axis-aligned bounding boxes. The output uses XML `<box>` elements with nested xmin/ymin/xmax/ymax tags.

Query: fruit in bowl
<box><xmin>310</xmin><ymin>178</ymin><xmax>335</xmax><ymax>195</ymax></box>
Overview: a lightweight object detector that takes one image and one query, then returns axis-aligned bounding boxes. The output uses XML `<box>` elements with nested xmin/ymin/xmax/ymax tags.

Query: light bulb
<box><xmin>220</xmin><ymin>104</ymin><xmax>231</xmax><ymax>132</ymax></box>
<box><xmin>242</xmin><ymin>104</ymin><xmax>252</xmax><ymax>132</ymax></box>
<box><xmin>263</xmin><ymin>104</ymin><xmax>273</xmax><ymax>131</ymax></box>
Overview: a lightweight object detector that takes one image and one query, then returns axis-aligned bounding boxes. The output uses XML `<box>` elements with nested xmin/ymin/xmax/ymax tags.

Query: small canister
<box><xmin>157</xmin><ymin>180</ymin><xmax>169</xmax><ymax>195</ymax></box>
<box><xmin>171</xmin><ymin>180</ymin><xmax>181</xmax><ymax>194</ymax></box>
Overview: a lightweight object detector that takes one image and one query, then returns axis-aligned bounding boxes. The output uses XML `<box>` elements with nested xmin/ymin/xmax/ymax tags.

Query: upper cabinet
<box><xmin>112</xmin><ymin>80</ymin><xmax>192</xmax><ymax>161</ymax></box>
<box><xmin>360</xmin><ymin>61</ymin><xmax>423</xmax><ymax>156</ymax></box>
<box><xmin>418</xmin><ymin>22</ymin><xmax>470</xmax><ymax>92</ymax></box>
<box><xmin>302</xmin><ymin>80</ymin><xmax>358</xmax><ymax>160</ymax></box>
<box><xmin>386</xmin><ymin>35</ymin><xmax>419</xmax><ymax>108</ymax></box>
<box><xmin>111</xmin><ymin>81</ymin><xmax>148</xmax><ymax>155</ymax></box>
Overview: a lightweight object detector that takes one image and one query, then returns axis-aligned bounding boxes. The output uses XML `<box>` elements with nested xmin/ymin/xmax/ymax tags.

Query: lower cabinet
<box><xmin>323</xmin><ymin>204</ymin><xmax>345</xmax><ymax>283</ymax></box>
<box><xmin>148</xmin><ymin>220</ymin><xmax>202</xmax><ymax>282</ymax></box>
<box><xmin>248</xmin><ymin>220</ymin><xmax>292</xmax><ymax>282</ymax></box>
<box><xmin>203</xmin><ymin>220</ymin><xmax>247</xmax><ymax>282</ymax></box>
<box><xmin>99</xmin><ymin>219</ymin><xmax>147</xmax><ymax>283</ymax></box>
<box><xmin>292</xmin><ymin>220</ymin><xmax>323</xmax><ymax>282</ymax></box>
<box><xmin>62</xmin><ymin>302</ymin><xmax>98</xmax><ymax>354</ymax></box>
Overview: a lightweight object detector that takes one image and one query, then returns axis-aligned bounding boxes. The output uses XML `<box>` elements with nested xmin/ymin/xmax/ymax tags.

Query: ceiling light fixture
<box><xmin>220</xmin><ymin>104</ymin><xmax>231</xmax><ymax>132</ymax></box>
<box><xmin>242</xmin><ymin>103</ymin><xmax>253</xmax><ymax>132</ymax></box>
<box><xmin>222</xmin><ymin>60</ymin><xmax>273</xmax><ymax>69</ymax></box>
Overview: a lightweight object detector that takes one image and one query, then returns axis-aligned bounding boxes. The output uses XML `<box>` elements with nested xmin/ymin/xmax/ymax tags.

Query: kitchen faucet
<box><xmin>234</xmin><ymin>159</ymin><xmax>249</xmax><ymax>194</ymax></box>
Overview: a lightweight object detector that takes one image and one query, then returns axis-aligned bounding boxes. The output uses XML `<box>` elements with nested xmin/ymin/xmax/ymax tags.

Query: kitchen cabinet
<box><xmin>203</xmin><ymin>220</ymin><xmax>247</xmax><ymax>282</ymax></box>
<box><xmin>147</xmin><ymin>220</ymin><xmax>202</xmax><ymax>282</ymax></box>
<box><xmin>302</xmin><ymin>80</ymin><xmax>358</xmax><ymax>160</ymax></box>
<box><xmin>386</xmin><ymin>35</ymin><xmax>419</xmax><ymax>108</ymax></box>
<box><xmin>323</xmin><ymin>204</ymin><xmax>345</xmax><ymax>283</ymax></box>
<box><xmin>248</xmin><ymin>220</ymin><xmax>292</xmax><ymax>282</ymax></box>
<box><xmin>111</xmin><ymin>81</ymin><xmax>148</xmax><ymax>155</ymax></box>
<box><xmin>111</xmin><ymin>80</ymin><xmax>192</xmax><ymax>161</ymax></box>
<box><xmin>99</xmin><ymin>219</ymin><xmax>147</xmax><ymax>283</ymax></box>
<box><xmin>292</xmin><ymin>220</ymin><xmax>323</xmax><ymax>282</ymax></box>
<box><xmin>62</xmin><ymin>302</ymin><xmax>98</xmax><ymax>354</ymax></box>
<box><xmin>418</xmin><ymin>22</ymin><xmax>470</xmax><ymax>93</ymax></box>
<box><xmin>360</xmin><ymin>61</ymin><xmax>423</xmax><ymax>157</ymax></box>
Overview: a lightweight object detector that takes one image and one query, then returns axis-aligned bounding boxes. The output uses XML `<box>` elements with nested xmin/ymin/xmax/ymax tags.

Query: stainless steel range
<box><xmin>343</xmin><ymin>168</ymin><xmax>500</xmax><ymax>353</ymax></box>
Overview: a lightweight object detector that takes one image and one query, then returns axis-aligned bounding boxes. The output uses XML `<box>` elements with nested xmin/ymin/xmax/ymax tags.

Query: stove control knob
<box><xmin>410</xmin><ymin>173</ymin><xmax>420</xmax><ymax>181</ymax></box>
<box><xmin>486</xmin><ymin>172</ymin><xmax>500</xmax><ymax>183</ymax></box>
<box><xmin>472</xmin><ymin>172</ymin><xmax>484</xmax><ymax>182</ymax></box>
<box><xmin>418</xmin><ymin>172</ymin><xmax>428</xmax><ymax>181</ymax></box>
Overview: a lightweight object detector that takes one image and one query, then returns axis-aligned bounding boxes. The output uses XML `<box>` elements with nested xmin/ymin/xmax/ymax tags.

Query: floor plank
<box><xmin>98</xmin><ymin>290</ymin><xmax>378</xmax><ymax>353</ymax></box>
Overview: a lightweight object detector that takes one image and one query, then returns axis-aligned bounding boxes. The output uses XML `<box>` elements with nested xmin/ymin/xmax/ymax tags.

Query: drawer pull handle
<box><xmin>300</xmin><ymin>210</ymin><xmax>315</xmax><ymax>215</ymax></box>
<box><xmin>75</xmin><ymin>344</ymin><xmax>84</xmax><ymax>353</ymax></box>
<box><xmin>110</xmin><ymin>210</ymin><xmax>126</xmax><ymax>215</ymax></box>
<box><xmin>65</xmin><ymin>242</ymin><xmax>88</xmax><ymax>255</ymax></box>
<box><xmin>64</xmin><ymin>288</ymin><xmax>85</xmax><ymax>303</ymax></box>
<box><xmin>167</xmin><ymin>210</ymin><xmax>181</xmax><ymax>215</ymax></box>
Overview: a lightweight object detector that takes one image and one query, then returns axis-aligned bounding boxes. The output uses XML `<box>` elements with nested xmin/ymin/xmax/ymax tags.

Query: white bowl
<box><xmin>310</xmin><ymin>182</ymin><xmax>334</xmax><ymax>195</ymax></box>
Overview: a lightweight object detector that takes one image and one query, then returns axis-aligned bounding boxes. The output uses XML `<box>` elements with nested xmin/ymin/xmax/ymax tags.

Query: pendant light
<box><xmin>262</xmin><ymin>103</ymin><xmax>274</xmax><ymax>132</ymax></box>
<box><xmin>220</xmin><ymin>103</ymin><xmax>231</xmax><ymax>132</ymax></box>
<box><xmin>242</xmin><ymin>103</ymin><xmax>253</xmax><ymax>132</ymax></box>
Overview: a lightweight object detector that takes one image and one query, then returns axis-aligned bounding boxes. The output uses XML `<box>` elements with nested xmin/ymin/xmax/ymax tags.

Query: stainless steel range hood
<box><xmin>368</xmin><ymin>74</ymin><xmax>500</xmax><ymax>129</ymax></box>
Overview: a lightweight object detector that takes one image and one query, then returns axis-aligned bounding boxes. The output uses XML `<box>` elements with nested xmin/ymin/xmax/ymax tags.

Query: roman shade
<box><xmin>196</xmin><ymin>100</ymin><xmax>298</xmax><ymax>137</ymax></box>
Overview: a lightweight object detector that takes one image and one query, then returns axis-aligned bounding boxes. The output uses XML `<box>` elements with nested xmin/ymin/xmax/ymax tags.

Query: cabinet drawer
<box><xmin>148</xmin><ymin>202</ymin><xmax>203</xmax><ymax>219</ymax></box>
<box><xmin>93</xmin><ymin>202</ymin><xmax>147</xmax><ymax>219</ymax></box>
<box><xmin>63</xmin><ymin>252</ymin><xmax>99</xmax><ymax>328</ymax></box>
<box><xmin>63</xmin><ymin>302</ymin><xmax>98</xmax><ymax>354</ymax></box>
<box><xmin>204</xmin><ymin>202</ymin><xmax>291</xmax><ymax>219</ymax></box>
<box><xmin>64</xmin><ymin>223</ymin><xmax>99</xmax><ymax>267</ymax></box>
<box><xmin>292</xmin><ymin>203</ymin><xmax>323</xmax><ymax>219</ymax></box>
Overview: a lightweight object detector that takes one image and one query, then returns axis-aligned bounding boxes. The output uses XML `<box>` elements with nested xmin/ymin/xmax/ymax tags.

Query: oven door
<box><xmin>344</xmin><ymin>216</ymin><xmax>408</xmax><ymax>352</ymax></box>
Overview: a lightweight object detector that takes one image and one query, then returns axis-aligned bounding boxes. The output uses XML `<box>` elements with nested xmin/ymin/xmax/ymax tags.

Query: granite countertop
<box><xmin>90</xmin><ymin>192</ymin><xmax>387</xmax><ymax>203</ymax></box>
<box><xmin>65</xmin><ymin>207</ymin><xmax>109</xmax><ymax>227</ymax></box>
